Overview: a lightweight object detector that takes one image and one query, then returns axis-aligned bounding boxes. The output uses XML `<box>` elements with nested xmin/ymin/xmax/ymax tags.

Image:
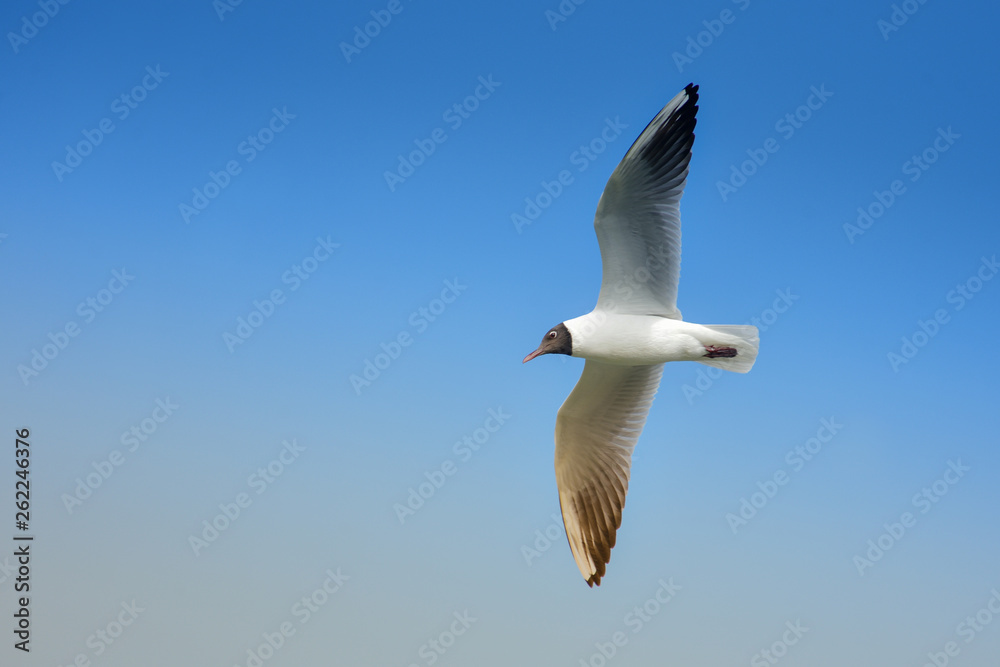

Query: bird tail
<box><xmin>696</xmin><ymin>325</ymin><xmax>759</xmax><ymax>373</ymax></box>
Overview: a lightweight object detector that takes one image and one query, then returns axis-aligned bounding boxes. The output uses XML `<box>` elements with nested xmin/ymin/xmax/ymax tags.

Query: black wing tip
<box><xmin>680</xmin><ymin>82</ymin><xmax>699</xmax><ymax>123</ymax></box>
<box><xmin>655</xmin><ymin>83</ymin><xmax>699</xmax><ymax>139</ymax></box>
<box><xmin>678</xmin><ymin>83</ymin><xmax>699</xmax><ymax>129</ymax></box>
<box><xmin>632</xmin><ymin>83</ymin><xmax>698</xmax><ymax>175</ymax></box>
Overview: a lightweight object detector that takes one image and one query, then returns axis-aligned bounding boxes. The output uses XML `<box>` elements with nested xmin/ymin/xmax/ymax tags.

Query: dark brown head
<box><xmin>523</xmin><ymin>323</ymin><xmax>573</xmax><ymax>363</ymax></box>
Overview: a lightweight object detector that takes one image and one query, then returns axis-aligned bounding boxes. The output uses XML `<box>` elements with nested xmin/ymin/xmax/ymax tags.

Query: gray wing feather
<box><xmin>594</xmin><ymin>84</ymin><xmax>698</xmax><ymax>319</ymax></box>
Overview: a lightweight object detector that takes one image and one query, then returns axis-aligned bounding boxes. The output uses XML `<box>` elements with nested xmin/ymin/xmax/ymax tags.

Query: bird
<box><xmin>523</xmin><ymin>84</ymin><xmax>759</xmax><ymax>587</ymax></box>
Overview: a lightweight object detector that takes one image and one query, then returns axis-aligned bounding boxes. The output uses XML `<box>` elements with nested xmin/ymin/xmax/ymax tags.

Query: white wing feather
<box><xmin>594</xmin><ymin>84</ymin><xmax>698</xmax><ymax>319</ymax></box>
<box><xmin>555</xmin><ymin>361</ymin><xmax>663</xmax><ymax>586</ymax></box>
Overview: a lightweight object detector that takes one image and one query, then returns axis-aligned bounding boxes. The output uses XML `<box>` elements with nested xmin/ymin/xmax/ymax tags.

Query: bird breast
<box><xmin>564</xmin><ymin>312</ymin><xmax>706</xmax><ymax>365</ymax></box>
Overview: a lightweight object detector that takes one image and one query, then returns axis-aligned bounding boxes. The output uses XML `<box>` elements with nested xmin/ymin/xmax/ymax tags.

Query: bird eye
<box><xmin>548</xmin><ymin>331</ymin><xmax>557</xmax><ymax>339</ymax></box>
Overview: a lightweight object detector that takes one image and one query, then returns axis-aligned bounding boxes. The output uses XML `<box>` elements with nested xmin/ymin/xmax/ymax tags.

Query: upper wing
<box><xmin>594</xmin><ymin>84</ymin><xmax>698</xmax><ymax>319</ymax></box>
<box><xmin>554</xmin><ymin>360</ymin><xmax>664</xmax><ymax>586</ymax></box>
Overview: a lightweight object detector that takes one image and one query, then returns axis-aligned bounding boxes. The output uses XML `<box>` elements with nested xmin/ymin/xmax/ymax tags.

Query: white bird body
<box><xmin>564</xmin><ymin>313</ymin><xmax>757</xmax><ymax>369</ymax></box>
<box><xmin>524</xmin><ymin>84</ymin><xmax>759</xmax><ymax>586</ymax></box>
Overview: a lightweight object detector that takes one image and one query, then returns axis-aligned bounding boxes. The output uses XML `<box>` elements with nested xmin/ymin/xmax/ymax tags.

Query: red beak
<box><xmin>522</xmin><ymin>347</ymin><xmax>545</xmax><ymax>364</ymax></box>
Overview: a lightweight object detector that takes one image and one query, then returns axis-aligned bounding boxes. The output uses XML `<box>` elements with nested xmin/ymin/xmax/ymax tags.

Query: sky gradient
<box><xmin>2</xmin><ymin>0</ymin><xmax>999</xmax><ymax>665</ymax></box>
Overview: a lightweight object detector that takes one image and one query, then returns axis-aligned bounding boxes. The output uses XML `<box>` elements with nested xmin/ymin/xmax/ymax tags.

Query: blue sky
<box><xmin>2</xmin><ymin>0</ymin><xmax>999</xmax><ymax>665</ymax></box>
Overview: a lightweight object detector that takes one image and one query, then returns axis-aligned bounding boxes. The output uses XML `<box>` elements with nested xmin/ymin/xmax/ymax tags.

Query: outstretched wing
<box><xmin>554</xmin><ymin>360</ymin><xmax>664</xmax><ymax>586</ymax></box>
<box><xmin>594</xmin><ymin>84</ymin><xmax>698</xmax><ymax>319</ymax></box>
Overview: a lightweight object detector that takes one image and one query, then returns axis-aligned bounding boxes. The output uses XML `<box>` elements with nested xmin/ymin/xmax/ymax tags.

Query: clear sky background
<box><xmin>2</xmin><ymin>0</ymin><xmax>999</xmax><ymax>665</ymax></box>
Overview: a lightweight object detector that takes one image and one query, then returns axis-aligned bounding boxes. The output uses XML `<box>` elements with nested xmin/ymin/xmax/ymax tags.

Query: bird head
<box><xmin>523</xmin><ymin>323</ymin><xmax>573</xmax><ymax>363</ymax></box>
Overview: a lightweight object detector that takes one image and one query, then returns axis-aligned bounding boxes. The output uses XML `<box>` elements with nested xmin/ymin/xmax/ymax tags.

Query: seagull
<box><xmin>523</xmin><ymin>84</ymin><xmax>759</xmax><ymax>587</ymax></box>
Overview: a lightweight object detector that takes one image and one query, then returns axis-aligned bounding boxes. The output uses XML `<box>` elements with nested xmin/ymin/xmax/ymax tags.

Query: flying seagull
<box><xmin>523</xmin><ymin>84</ymin><xmax>759</xmax><ymax>586</ymax></box>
